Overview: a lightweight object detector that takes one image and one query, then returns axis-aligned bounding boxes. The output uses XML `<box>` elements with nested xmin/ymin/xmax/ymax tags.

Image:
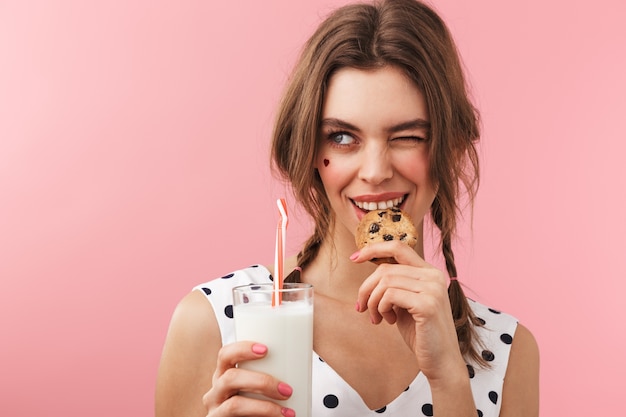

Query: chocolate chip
<box><xmin>390</xmin><ymin>207</ymin><xmax>400</xmax><ymax>212</ymax></box>
<box><xmin>383</xmin><ymin>234</ymin><xmax>394</xmax><ymax>241</ymax></box>
<box><xmin>392</xmin><ymin>214</ymin><xmax>401</xmax><ymax>222</ymax></box>
<box><xmin>369</xmin><ymin>223</ymin><xmax>380</xmax><ymax>233</ymax></box>
<box><xmin>399</xmin><ymin>233</ymin><xmax>407</xmax><ymax>241</ymax></box>
<box><xmin>378</xmin><ymin>211</ymin><xmax>386</xmax><ymax>217</ymax></box>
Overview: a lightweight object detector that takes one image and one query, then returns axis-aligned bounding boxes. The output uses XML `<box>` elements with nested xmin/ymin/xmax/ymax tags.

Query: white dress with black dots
<box><xmin>194</xmin><ymin>265</ymin><xmax>517</xmax><ymax>417</ymax></box>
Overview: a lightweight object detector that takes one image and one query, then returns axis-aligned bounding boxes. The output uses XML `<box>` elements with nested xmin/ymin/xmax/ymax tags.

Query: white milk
<box><xmin>234</xmin><ymin>301</ymin><xmax>313</xmax><ymax>417</ymax></box>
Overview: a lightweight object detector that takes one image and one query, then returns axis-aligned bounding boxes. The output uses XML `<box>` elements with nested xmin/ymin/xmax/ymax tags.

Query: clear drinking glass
<box><xmin>233</xmin><ymin>283</ymin><xmax>314</xmax><ymax>417</ymax></box>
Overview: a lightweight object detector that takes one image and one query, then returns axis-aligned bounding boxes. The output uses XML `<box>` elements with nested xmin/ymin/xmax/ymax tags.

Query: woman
<box><xmin>155</xmin><ymin>1</ymin><xmax>540</xmax><ymax>416</ymax></box>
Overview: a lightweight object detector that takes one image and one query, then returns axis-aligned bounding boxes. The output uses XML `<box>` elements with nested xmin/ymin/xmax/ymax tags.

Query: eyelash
<box><xmin>325</xmin><ymin>131</ymin><xmax>428</xmax><ymax>148</ymax></box>
<box><xmin>393</xmin><ymin>135</ymin><xmax>428</xmax><ymax>143</ymax></box>
<box><xmin>326</xmin><ymin>131</ymin><xmax>356</xmax><ymax>148</ymax></box>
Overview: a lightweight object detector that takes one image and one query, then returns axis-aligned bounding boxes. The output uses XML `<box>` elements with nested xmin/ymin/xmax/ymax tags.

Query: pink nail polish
<box><xmin>251</xmin><ymin>343</ymin><xmax>267</xmax><ymax>355</ymax></box>
<box><xmin>355</xmin><ymin>301</ymin><xmax>360</xmax><ymax>312</ymax></box>
<box><xmin>350</xmin><ymin>251</ymin><xmax>360</xmax><ymax>261</ymax></box>
<box><xmin>278</xmin><ymin>382</ymin><xmax>293</xmax><ymax>397</ymax></box>
<box><xmin>281</xmin><ymin>407</ymin><xmax>296</xmax><ymax>417</ymax></box>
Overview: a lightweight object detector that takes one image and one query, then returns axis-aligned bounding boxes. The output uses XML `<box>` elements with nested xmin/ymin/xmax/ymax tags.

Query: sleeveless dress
<box><xmin>194</xmin><ymin>265</ymin><xmax>517</xmax><ymax>417</ymax></box>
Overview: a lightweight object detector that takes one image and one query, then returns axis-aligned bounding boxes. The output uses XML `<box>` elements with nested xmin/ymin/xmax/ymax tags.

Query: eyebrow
<box><xmin>320</xmin><ymin>117</ymin><xmax>430</xmax><ymax>134</ymax></box>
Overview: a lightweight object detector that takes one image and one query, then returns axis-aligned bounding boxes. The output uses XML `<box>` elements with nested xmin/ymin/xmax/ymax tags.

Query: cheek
<box><xmin>396</xmin><ymin>152</ymin><xmax>430</xmax><ymax>182</ymax></box>
<box><xmin>318</xmin><ymin>155</ymin><xmax>351</xmax><ymax>190</ymax></box>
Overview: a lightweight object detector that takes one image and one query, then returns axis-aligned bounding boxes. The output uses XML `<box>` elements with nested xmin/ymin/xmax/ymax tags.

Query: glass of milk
<box><xmin>233</xmin><ymin>282</ymin><xmax>314</xmax><ymax>417</ymax></box>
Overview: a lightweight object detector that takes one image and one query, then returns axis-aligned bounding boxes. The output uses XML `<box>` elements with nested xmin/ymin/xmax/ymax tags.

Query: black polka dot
<box><xmin>250</xmin><ymin>264</ymin><xmax>259</xmax><ymax>268</ymax></box>
<box><xmin>323</xmin><ymin>394</ymin><xmax>339</xmax><ymax>409</ymax></box>
<box><xmin>404</xmin><ymin>386</ymin><xmax>410</xmax><ymax>392</ymax></box>
<box><xmin>467</xmin><ymin>364</ymin><xmax>475</xmax><ymax>378</ymax></box>
<box><xmin>500</xmin><ymin>333</ymin><xmax>513</xmax><ymax>344</ymax></box>
<box><xmin>318</xmin><ymin>356</ymin><xmax>325</xmax><ymax>362</ymax></box>
<box><xmin>224</xmin><ymin>305</ymin><xmax>233</xmax><ymax>319</ymax></box>
<box><xmin>475</xmin><ymin>317</ymin><xmax>486</xmax><ymax>325</ymax></box>
<box><xmin>477</xmin><ymin>410</ymin><xmax>483</xmax><ymax>417</ymax></box>
<box><xmin>489</xmin><ymin>391</ymin><xmax>498</xmax><ymax>404</ymax></box>
<box><xmin>269</xmin><ymin>274</ymin><xmax>274</xmax><ymax>281</ymax></box>
<box><xmin>421</xmin><ymin>403</ymin><xmax>433</xmax><ymax>416</ymax></box>
<box><xmin>201</xmin><ymin>287</ymin><xmax>211</xmax><ymax>295</ymax></box>
<box><xmin>221</xmin><ymin>273</ymin><xmax>235</xmax><ymax>279</ymax></box>
<box><xmin>488</xmin><ymin>308</ymin><xmax>501</xmax><ymax>314</ymax></box>
<box><xmin>481</xmin><ymin>350</ymin><xmax>495</xmax><ymax>362</ymax></box>
<box><xmin>375</xmin><ymin>406</ymin><xmax>387</xmax><ymax>413</ymax></box>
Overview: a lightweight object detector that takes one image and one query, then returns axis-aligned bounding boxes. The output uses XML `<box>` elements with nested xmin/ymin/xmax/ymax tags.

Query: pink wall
<box><xmin>1</xmin><ymin>0</ymin><xmax>624</xmax><ymax>415</ymax></box>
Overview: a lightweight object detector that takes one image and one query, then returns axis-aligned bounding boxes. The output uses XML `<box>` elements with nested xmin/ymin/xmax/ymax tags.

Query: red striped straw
<box><xmin>273</xmin><ymin>198</ymin><xmax>288</xmax><ymax>307</ymax></box>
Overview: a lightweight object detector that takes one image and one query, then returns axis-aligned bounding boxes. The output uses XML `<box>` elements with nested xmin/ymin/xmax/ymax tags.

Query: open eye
<box><xmin>328</xmin><ymin>132</ymin><xmax>356</xmax><ymax>146</ymax></box>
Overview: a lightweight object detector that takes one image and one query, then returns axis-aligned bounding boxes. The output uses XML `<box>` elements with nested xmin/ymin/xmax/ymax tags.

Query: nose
<box><xmin>357</xmin><ymin>144</ymin><xmax>393</xmax><ymax>185</ymax></box>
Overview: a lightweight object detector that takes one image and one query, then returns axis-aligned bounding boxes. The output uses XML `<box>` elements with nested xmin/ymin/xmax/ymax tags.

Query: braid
<box><xmin>441</xmin><ymin>233</ymin><xmax>457</xmax><ymax>279</ymax></box>
<box><xmin>295</xmin><ymin>232</ymin><xmax>323</xmax><ymax>272</ymax></box>
<box><xmin>284</xmin><ymin>236</ymin><xmax>319</xmax><ymax>284</ymax></box>
<box><xmin>432</xmin><ymin>197</ymin><xmax>488</xmax><ymax>367</ymax></box>
<box><xmin>285</xmin><ymin>203</ymin><xmax>331</xmax><ymax>284</ymax></box>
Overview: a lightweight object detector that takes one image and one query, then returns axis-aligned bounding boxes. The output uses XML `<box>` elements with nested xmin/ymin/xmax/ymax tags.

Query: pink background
<box><xmin>1</xmin><ymin>0</ymin><xmax>624</xmax><ymax>415</ymax></box>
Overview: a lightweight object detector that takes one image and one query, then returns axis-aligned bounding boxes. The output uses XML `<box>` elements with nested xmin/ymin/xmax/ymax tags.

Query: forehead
<box><xmin>322</xmin><ymin>66</ymin><xmax>428</xmax><ymax>126</ymax></box>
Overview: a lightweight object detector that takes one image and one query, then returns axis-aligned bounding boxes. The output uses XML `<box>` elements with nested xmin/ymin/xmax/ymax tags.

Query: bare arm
<box><xmin>500</xmin><ymin>323</ymin><xmax>540</xmax><ymax>417</ymax></box>
<box><xmin>155</xmin><ymin>290</ymin><xmax>221</xmax><ymax>417</ymax></box>
<box><xmin>155</xmin><ymin>289</ymin><xmax>293</xmax><ymax>417</ymax></box>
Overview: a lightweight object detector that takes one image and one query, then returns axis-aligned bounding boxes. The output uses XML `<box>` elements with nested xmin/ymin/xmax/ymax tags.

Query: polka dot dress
<box><xmin>195</xmin><ymin>265</ymin><xmax>518</xmax><ymax>416</ymax></box>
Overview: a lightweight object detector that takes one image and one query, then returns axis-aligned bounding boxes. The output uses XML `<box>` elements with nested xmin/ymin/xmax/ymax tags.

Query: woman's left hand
<box><xmin>352</xmin><ymin>240</ymin><xmax>465</xmax><ymax>382</ymax></box>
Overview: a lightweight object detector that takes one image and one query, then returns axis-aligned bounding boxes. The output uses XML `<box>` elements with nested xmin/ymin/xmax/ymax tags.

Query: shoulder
<box><xmin>468</xmin><ymin>297</ymin><xmax>539</xmax><ymax>416</ymax></box>
<box><xmin>507</xmin><ymin>323</ymin><xmax>540</xmax><ymax>383</ymax></box>
<box><xmin>155</xmin><ymin>290</ymin><xmax>219</xmax><ymax>416</ymax></box>
<box><xmin>155</xmin><ymin>264</ymin><xmax>272</xmax><ymax>416</ymax></box>
<box><xmin>193</xmin><ymin>264</ymin><xmax>272</xmax><ymax>314</ymax></box>
<box><xmin>194</xmin><ymin>264</ymin><xmax>273</xmax><ymax>297</ymax></box>
<box><xmin>467</xmin><ymin>299</ymin><xmax>538</xmax><ymax>363</ymax></box>
<box><xmin>468</xmin><ymin>299</ymin><xmax>519</xmax><ymax>352</ymax></box>
<box><xmin>500</xmin><ymin>322</ymin><xmax>540</xmax><ymax>417</ymax></box>
<box><xmin>169</xmin><ymin>264</ymin><xmax>270</xmax><ymax>334</ymax></box>
<box><xmin>464</xmin><ymin>300</ymin><xmax>539</xmax><ymax>416</ymax></box>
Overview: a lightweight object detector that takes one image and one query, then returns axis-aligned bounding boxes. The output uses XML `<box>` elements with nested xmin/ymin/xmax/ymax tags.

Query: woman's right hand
<box><xmin>202</xmin><ymin>341</ymin><xmax>295</xmax><ymax>417</ymax></box>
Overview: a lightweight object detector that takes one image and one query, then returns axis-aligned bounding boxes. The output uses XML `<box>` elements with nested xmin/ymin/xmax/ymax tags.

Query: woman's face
<box><xmin>316</xmin><ymin>66</ymin><xmax>436</xmax><ymax>242</ymax></box>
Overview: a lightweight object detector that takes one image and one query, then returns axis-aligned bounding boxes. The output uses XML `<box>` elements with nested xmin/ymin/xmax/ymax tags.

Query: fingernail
<box><xmin>251</xmin><ymin>343</ymin><xmax>267</xmax><ymax>355</ymax></box>
<box><xmin>281</xmin><ymin>407</ymin><xmax>296</xmax><ymax>417</ymax></box>
<box><xmin>278</xmin><ymin>382</ymin><xmax>293</xmax><ymax>397</ymax></box>
<box><xmin>349</xmin><ymin>251</ymin><xmax>360</xmax><ymax>261</ymax></box>
<box><xmin>355</xmin><ymin>301</ymin><xmax>360</xmax><ymax>312</ymax></box>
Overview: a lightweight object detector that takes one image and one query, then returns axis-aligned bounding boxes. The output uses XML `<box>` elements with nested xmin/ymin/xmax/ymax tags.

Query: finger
<box><xmin>377</xmin><ymin>288</ymin><xmax>423</xmax><ymax>324</ymax></box>
<box><xmin>219</xmin><ymin>368</ymin><xmax>293</xmax><ymax>401</ymax></box>
<box><xmin>376</xmin><ymin>281</ymin><xmax>448</xmax><ymax>322</ymax></box>
<box><xmin>205</xmin><ymin>367</ymin><xmax>293</xmax><ymax>412</ymax></box>
<box><xmin>356</xmin><ymin>264</ymin><xmax>424</xmax><ymax>314</ymax></box>
<box><xmin>376</xmin><ymin>290</ymin><xmax>403</xmax><ymax>325</ymax></box>
<box><xmin>361</xmin><ymin>270</ymin><xmax>443</xmax><ymax>323</ymax></box>
<box><xmin>366</xmin><ymin>272</ymin><xmax>425</xmax><ymax>323</ymax></box>
<box><xmin>214</xmin><ymin>341</ymin><xmax>268</xmax><ymax>379</ymax></box>
<box><xmin>351</xmin><ymin>240</ymin><xmax>431</xmax><ymax>267</ymax></box>
<box><xmin>211</xmin><ymin>394</ymin><xmax>294</xmax><ymax>417</ymax></box>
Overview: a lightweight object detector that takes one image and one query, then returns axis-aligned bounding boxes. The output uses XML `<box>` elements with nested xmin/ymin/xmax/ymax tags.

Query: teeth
<box><xmin>354</xmin><ymin>196</ymin><xmax>404</xmax><ymax>211</ymax></box>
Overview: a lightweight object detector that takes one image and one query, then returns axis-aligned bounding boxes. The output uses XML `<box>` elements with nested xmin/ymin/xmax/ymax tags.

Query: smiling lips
<box><xmin>351</xmin><ymin>194</ymin><xmax>406</xmax><ymax>211</ymax></box>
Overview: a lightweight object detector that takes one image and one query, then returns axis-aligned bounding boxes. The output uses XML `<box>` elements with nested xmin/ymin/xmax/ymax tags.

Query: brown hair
<box><xmin>271</xmin><ymin>0</ymin><xmax>486</xmax><ymax>366</ymax></box>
